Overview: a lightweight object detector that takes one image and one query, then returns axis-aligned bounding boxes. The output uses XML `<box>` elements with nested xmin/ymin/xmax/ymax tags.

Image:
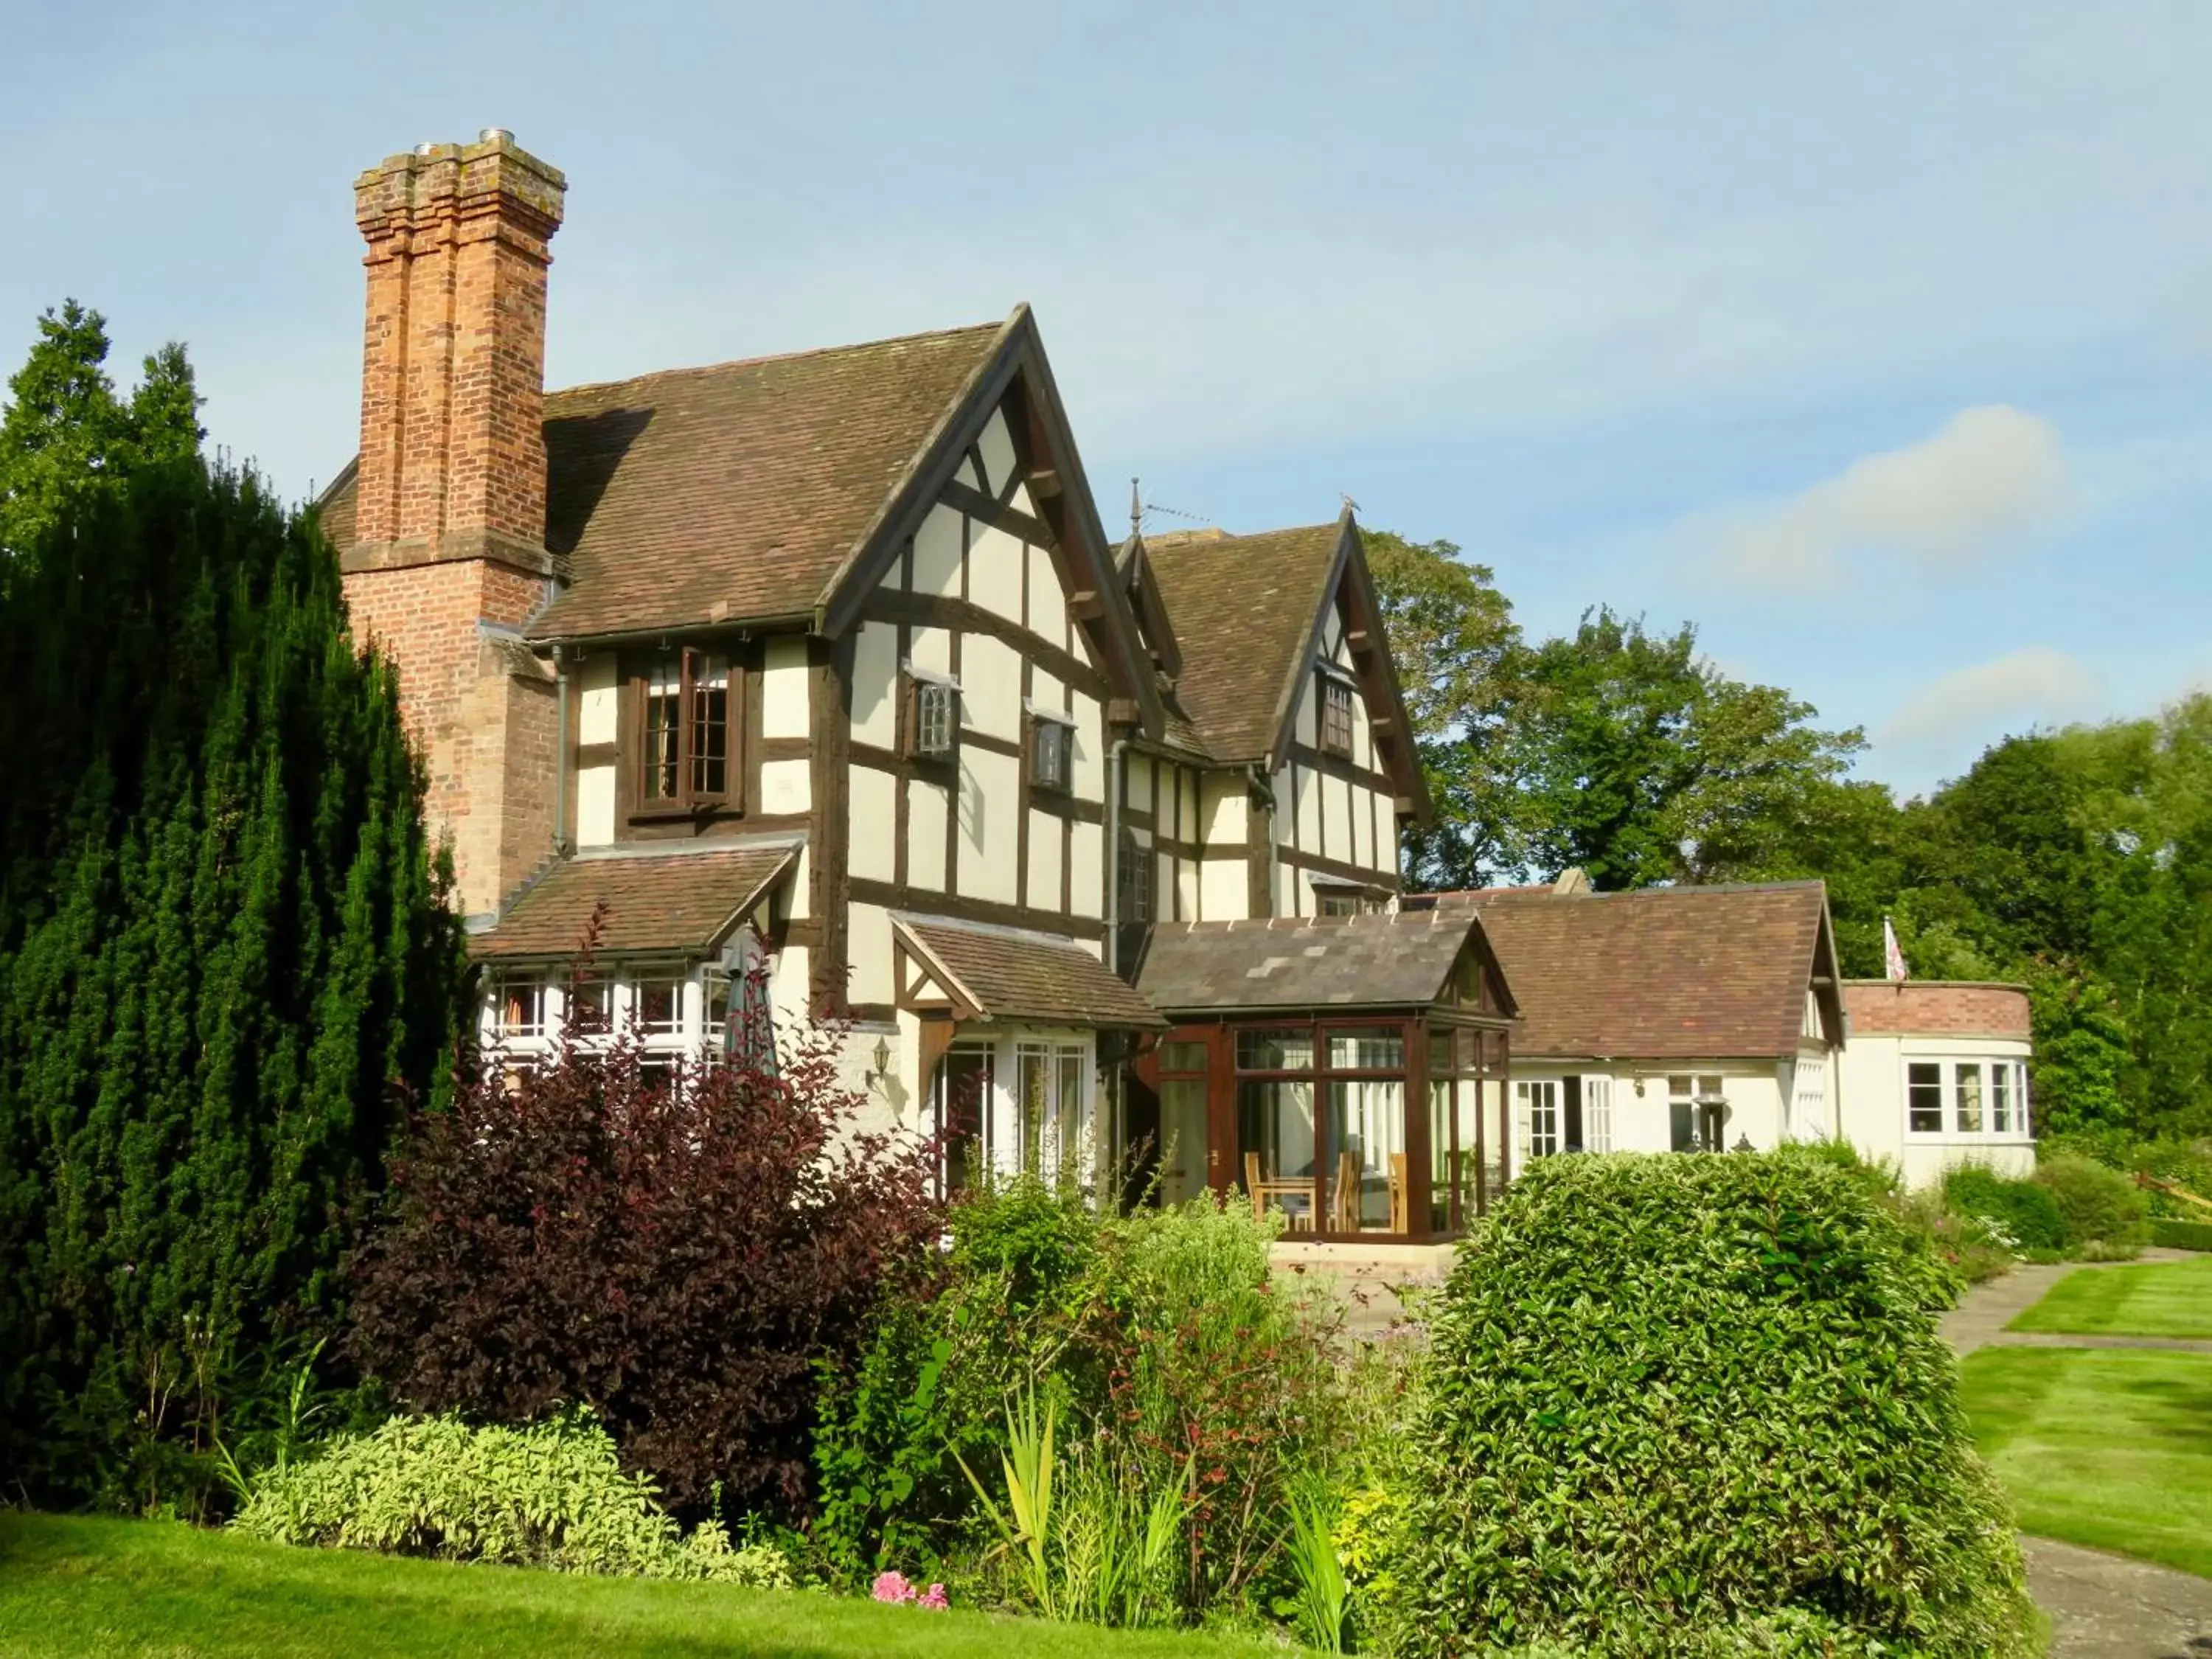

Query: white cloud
<box><xmin>1877</xmin><ymin>647</ymin><xmax>2099</xmax><ymax>755</ymax></box>
<box><xmin>1709</xmin><ymin>406</ymin><xmax>2074</xmax><ymax>590</ymax></box>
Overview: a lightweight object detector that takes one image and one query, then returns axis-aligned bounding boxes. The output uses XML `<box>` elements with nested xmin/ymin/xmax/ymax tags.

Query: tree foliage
<box><xmin>0</xmin><ymin>305</ymin><xmax>460</xmax><ymax>1512</ymax></box>
<box><xmin>348</xmin><ymin>1015</ymin><xmax>944</xmax><ymax>1517</ymax></box>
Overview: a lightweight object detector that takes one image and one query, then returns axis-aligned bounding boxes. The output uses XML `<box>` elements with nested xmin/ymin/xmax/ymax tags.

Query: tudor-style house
<box><xmin>320</xmin><ymin>131</ymin><xmax>1507</xmax><ymax>1245</ymax></box>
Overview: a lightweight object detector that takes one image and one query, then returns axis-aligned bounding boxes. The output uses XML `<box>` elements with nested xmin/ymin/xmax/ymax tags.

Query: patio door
<box><xmin>933</xmin><ymin>1045</ymin><xmax>995</xmax><ymax>1197</ymax></box>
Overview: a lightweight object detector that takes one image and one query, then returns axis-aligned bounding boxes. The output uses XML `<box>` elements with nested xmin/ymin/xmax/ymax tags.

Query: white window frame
<box><xmin>1902</xmin><ymin>1055</ymin><xmax>2031</xmax><ymax>1141</ymax></box>
<box><xmin>1582</xmin><ymin>1074</ymin><xmax>1613</xmax><ymax>1154</ymax></box>
<box><xmin>1516</xmin><ymin>1079</ymin><xmax>1561</xmax><ymax>1162</ymax></box>
<box><xmin>914</xmin><ymin>678</ymin><xmax>956</xmax><ymax>759</ymax></box>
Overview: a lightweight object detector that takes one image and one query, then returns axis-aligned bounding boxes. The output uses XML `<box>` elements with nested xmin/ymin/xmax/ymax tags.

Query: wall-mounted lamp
<box><xmin>865</xmin><ymin>1036</ymin><xmax>894</xmax><ymax>1089</ymax></box>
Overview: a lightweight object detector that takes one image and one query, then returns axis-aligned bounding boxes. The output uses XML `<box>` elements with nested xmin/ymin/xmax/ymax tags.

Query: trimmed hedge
<box><xmin>1375</xmin><ymin>1151</ymin><xmax>2037</xmax><ymax>1659</ymax></box>
<box><xmin>2151</xmin><ymin>1217</ymin><xmax>2212</xmax><ymax>1252</ymax></box>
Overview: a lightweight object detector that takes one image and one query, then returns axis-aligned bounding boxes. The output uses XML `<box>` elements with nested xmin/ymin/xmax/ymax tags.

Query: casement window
<box><xmin>1991</xmin><ymin>1062</ymin><xmax>2013</xmax><ymax>1133</ymax></box>
<box><xmin>633</xmin><ymin>974</ymin><xmax>685</xmax><ymax>1040</ymax></box>
<box><xmin>1516</xmin><ymin>1079</ymin><xmax>1562</xmax><ymax>1161</ymax></box>
<box><xmin>1953</xmin><ymin>1062</ymin><xmax>1985</xmax><ymax>1133</ymax></box>
<box><xmin>495</xmin><ymin>975</ymin><xmax>548</xmax><ymax>1040</ymax></box>
<box><xmin>1116</xmin><ymin>827</ymin><xmax>1152</xmax><ymax>922</ymax></box>
<box><xmin>638</xmin><ymin>650</ymin><xmax>733</xmax><ymax>810</ymax></box>
<box><xmin>1016</xmin><ymin>1040</ymin><xmax>1089</xmax><ymax>1177</ymax></box>
<box><xmin>1791</xmin><ymin>1057</ymin><xmax>1828</xmax><ymax>1136</ymax></box>
<box><xmin>1030</xmin><ymin>712</ymin><xmax>1074</xmax><ymax>793</ymax></box>
<box><xmin>1583</xmin><ymin>1075</ymin><xmax>1613</xmax><ymax>1153</ymax></box>
<box><xmin>1907</xmin><ymin>1062</ymin><xmax>1945</xmax><ymax>1133</ymax></box>
<box><xmin>912</xmin><ymin>678</ymin><xmax>956</xmax><ymax>759</ymax></box>
<box><xmin>563</xmin><ymin>975</ymin><xmax>612</xmax><ymax>1037</ymax></box>
<box><xmin>1318</xmin><ymin>672</ymin><xmax>1354</xmax><ymax>758</ymax></box>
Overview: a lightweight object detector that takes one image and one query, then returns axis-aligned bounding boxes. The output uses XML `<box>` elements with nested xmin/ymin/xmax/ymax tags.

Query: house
<box><xmin>1410</xmin><ymin>874</ymin><xmax>1846</xmax><ymax>1162</ymax></box>
<box><xmin>1837</xmin><ymin>981</ymin><xmax>2035</xmax><ymax>1184</ymax></box>
<box><xmin>1413</xmin><ymin>874</ymin><xmax>2037</xmax><ymax>1189</ymax></box>
<box><xmin>318</xmin><ymin>130</ymin><xmax>1485</xmax><ymax>1243</ymax></box>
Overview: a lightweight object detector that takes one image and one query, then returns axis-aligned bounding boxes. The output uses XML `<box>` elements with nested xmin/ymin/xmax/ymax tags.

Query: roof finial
<box><xmin>1130</xmin><ymin>476</ymin><xmax>1142</xmax><ymax>538</ymax></box>
<box><xmin>1340</xmin><ymin>491</ymin><xmax>1361</xmax><ymax>518</ymax></box>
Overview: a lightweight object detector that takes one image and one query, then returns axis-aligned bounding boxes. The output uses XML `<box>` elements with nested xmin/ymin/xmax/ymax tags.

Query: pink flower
<box><xmin>919</xmin><ymin>1582</ymin><xmax>950</xmax><ymax>1610</ymax></box>
<box><xmin>872</xmin><ymin>1571</ymin><xmax>917</xmax><ymax>1604</ymax></box>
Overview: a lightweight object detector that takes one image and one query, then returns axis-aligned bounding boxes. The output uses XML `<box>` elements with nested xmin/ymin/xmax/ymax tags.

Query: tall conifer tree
<box><xmin>0</xmin><ymin>305</ymin><xmax>462</xmax><ymax>1510</ymax></box>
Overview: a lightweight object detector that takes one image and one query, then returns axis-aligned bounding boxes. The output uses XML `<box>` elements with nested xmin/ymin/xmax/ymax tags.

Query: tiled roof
<box><xmin>472</xmin><ymin>843</ymin><xmax>799</xmax><ymax>961</ymax></box>
<box><xmin>1135</xmin><ymin>911</ymin><xmax>1491</xmax><ymax>1015</ymax></box>
<box><xmin>1147</xmin><ymin>521</ymin><xmax>1344</xmax><ymax>763</ymax></box>
<box><xmin>1444</xmin><ymin>882</ymin><xmax>1833</xmax><ymax>1060</ymax></box>
<box><xmin>319</xmin><ymin>318</ymin><xmax>1012</xmax><ymax>641</ymax></box>
<box><xmin>895</xmin><ymin>917</ymin><xmax>1167</xmax><ymax>1029</ymax></box>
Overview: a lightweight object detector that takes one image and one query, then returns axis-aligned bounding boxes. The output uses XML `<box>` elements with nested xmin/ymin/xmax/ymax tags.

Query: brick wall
<box><xmin>1843</xmin><ymin>981</ymin><xmax>2031</xmax><ymax>1038</ymax></box>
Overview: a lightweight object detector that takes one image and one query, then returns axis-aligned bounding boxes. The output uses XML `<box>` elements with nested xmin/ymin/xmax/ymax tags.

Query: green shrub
<box><xmin>2034</xmin><ymin>1152</ymin><xmax>2150</xmax><ymax>1246</ymax></box>
<box><xmin>2150</xmin><ymin>1218</ymin><xmax>2212</xmax><ymax>1251</ymax></box>
<box><xmin>235</xmin><ymin>1411</ymin><xmax>790</xmax><ymax>1587</ymax></box>
<box><xmin>1943</xmin><ymin>1164</ymin><xmax>2070</xmax><ymax>1252</ymax></box>
<box><xmin>1374</xmin><ymin>1150</ymin><xmax>2037</xmax><ymax>1659</ymax></box>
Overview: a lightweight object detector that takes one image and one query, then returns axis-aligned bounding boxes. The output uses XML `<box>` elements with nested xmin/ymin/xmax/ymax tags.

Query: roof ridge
<box><xmin>546</xmin><ymin>316</ymin><xmax>1010</xmax><ymax>403</ymax></box>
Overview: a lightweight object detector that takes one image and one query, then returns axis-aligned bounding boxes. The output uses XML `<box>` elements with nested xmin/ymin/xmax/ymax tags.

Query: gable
<box><xmin>1149</xmin><ymin>515</ymin><xmax>1427</xmax><ymax>814</ymax></box>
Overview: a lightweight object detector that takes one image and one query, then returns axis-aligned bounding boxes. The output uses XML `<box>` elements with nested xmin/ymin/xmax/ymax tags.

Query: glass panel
<box><xmin>690</xmin><ymin>655</ymin><xmax>728</xmax><ymax>798</ymax></box>
<box><xmin>563</xmin><ymin>975</ymin><xmax>611</xmax><ymax>1036</ymax></box>
<box><xmin>703</xmin><ymin>972</ymin><xmax>732</xmax><ymax>1054</ymax></box>
<box><xmin>1585</xmin><ymin>1076</ymin><xmax>1613</xmax><ymax>1153</ymax></box>
<box><xmin>1954</xmin><ymin>1062</ymin><xmax>1984</xmax><ymax>1133</ymax></box>
<box><xmin>1669</xmin><ymin>1097</ymin><xmax>1695</xmax><ymax>1152</ymax></box>
<box><xmin>1158</xmin><ymin>1040</ymin><xmax>1208</xmax><ymax>1074</ymax></box>
<box><xmin>1237</xmin><ymin>1027</ymin><xmax>1314</xmax><ymax>1071</ymax></box>
<box><xmin>1237</xmin><ymin>1079</ymin><xmax>1316</xmax><ymax>1231</ymax></box>
<box><xmin>936</xmin><ymin>1047</ymin><xmax>992</xmax><ymax>1195</ymax></box>
<box><xmin>634</xmin><ymin>976</ymin><xmax>683</xmax><ymax>1037</ymax></box>
<box><xmin>1990</xmin><ymin>1062</ymin><xmax>2011</xmax><ymax>1133</ymax></box>
<box><xmin>1429</xmin><ymin>1076</ymin><xmax>1454</xmax><ymax>1234</ymax></box>
<box><xmin>1907</xmin><ymin>1062</ymin><xmax>1944</xmax><ymax>1133</ymax></box>
<box><xmin>1158</xmin><ymin>1079</ymin><xmax>1208</xmax><ymax>1206</ymax></box>
<box><xmin>1018</xmin><ymin>1045</ymin><xmax>1049</xmax><ymax>1175</ymax></box>
<box><xmin>1329</xmin><ymin>1077</ymin><xmax>1406</xmax><ymax>1232</ymax></box>
<box><xmin>1668</xmin><ymin>1074</ymin><xmax>1693</xmax><ymax>1099</ymax></box>
<box><xmin>642</xmin><ymin>658</ymin><xmax>681</xmax><ymax>801</ymax></box>
<box><xmin>1517</xmin><ymin>1079</ymin><xmax>1560</xmax><ymax>1161</ymax></box>
<box><xmin>1427</xmin><ymin>1032</ymin><xmax>1454</xmax><ymax>1074</ymax></box>
<box><xmin>916</xmin><ymin>681</ymin><xmax>953</xmax><ymax>756</ymax></box>
<box><xmin>1056</xmin><ymin>1048</ymin><xmax>1085</xmax><ymax>1175</ymax></box>
<box><xmin>1326</xmin><ymin>1027</ymin><xmax>1403</xmax><ymax>1071</ymax></box>
<box><xmin>1458</xmin><ymin>1077</ymin><xmax>1484</xmax><ymax>1215</ymax></box>
<box><xmin>498</xmin><ymin>977</ymin><xmax>546</xmax><ymax>1038</ymax></box>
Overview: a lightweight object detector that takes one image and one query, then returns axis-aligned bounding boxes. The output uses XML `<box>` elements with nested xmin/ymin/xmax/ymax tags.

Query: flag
<box><xmin>1883</xmin><ymin>917</ymin><xmax>1909</xmax><ymax>984</ymax></box>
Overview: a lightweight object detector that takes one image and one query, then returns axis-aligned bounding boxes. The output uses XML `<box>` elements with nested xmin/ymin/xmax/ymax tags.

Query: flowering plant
<box><xmin>871</xmin><ymin>1571</ymin><xmax>949</xmax><ymax>1609</ymax></box>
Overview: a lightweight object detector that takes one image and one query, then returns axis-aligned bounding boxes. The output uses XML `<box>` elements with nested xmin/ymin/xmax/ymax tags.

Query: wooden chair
<box><xmin>1332</xmin><ymin>1150</ymin><xmax>1360</xmax><ymax>1233</ymax></box>
<box><xmin>1245</xmin><ymin>1152</ymin><xmax>1263</xmax><ymax>1224</ymax></box>
<box><xmin>1388</xmin><ymin>1152</ymin><xmax>1409</xmax><ymax>1234</ymax></box>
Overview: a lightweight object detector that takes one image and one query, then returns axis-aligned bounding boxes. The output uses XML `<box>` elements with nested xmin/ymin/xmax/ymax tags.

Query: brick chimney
<box><xmin>341</xmin><ymin>130</ymin><xmax>566</xmax><ymax>920</ymax></box>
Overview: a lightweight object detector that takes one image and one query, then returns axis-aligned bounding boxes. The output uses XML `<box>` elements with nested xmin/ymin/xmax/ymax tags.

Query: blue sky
<box><xmin>6</xmin><ymin>1</ymin><xmax>2208</xmax><ymax>796</ymax></box>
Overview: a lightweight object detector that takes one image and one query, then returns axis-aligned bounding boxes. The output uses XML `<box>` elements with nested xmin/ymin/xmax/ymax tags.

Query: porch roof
<box><xmin>471</xmin><ymin>841</ymin><xmax>799</xmax><ymax>961</ymax></box>
<box><xmin>1133</xmin><ymin>911</ymin><xmax>1507</xmax><ymax>1018</ymax></box>
<box><xmin>894</xmin><ymin>916</ymin><xmax>1169</xmax><ymax>1029</ymax></box>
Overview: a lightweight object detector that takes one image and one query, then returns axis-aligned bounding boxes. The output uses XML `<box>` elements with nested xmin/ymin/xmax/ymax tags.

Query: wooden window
<box><xmin>1317</xmin><ymin>889</ymin><xmax>1363</xmax><ymax>918</ymax></box>
<box><xmin>1319</xmin><ymin>672</ymin><xmax>1354</xmax><ymax>757</ymax></box>
<box><xmin>1031</xmin><ymin>715</ymin><xmax>1071</xmax><ymax>792</ymax></box>
<box><xmin>1117</xmin><ymin>827</ymin><xmax>1151</xmax><ymax>922</ymax></box>
<box><xmin>911</xmin><ymin>678</ymin><xmax>956</xmax><ymax>759</ymax></box>
<box><xmin>636</xmin><ymin>650</ymin><xmax>734</xmax><ymax>813</ymax></box>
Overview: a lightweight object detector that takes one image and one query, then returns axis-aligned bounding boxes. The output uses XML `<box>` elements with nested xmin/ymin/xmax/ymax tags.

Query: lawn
<box><xmin>0</xmin><ymin>1511</ymin><xmax>1258</xmax><ymax>1659</ymax></box>
<box><xmin>1961</xmin><ymin>1346</ymin><xmax>2212</xmax><ymax>1579</ymax></box>
<box><xmin>2007</xmin><ymin>1253</ymin><xmax>2212</xmax><ymax>1340</ymax></box>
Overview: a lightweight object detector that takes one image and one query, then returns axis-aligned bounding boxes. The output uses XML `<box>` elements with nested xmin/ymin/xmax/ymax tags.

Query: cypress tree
<box><xmin>0</xmin><ymin>307</ymin><xmax>462</xmax><ymax>1512</ymax></box>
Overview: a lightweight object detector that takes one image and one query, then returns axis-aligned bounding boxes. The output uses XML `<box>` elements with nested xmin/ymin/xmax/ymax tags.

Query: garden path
<box><xmin>1946</xmin><ymin>1253</ymin><xmax>2212</xmax><ymax>1659</ymax></box>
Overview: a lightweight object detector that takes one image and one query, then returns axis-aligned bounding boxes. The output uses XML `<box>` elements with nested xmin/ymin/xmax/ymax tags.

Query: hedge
<box><xmin>1374</xmin><ymin>1150</ymin><xmax>2037</xmax><ymax>1659</ymax></box>
<box><xmin>2150</xmin><ymin>1217</ymin><xmax>2212</xmax><ymax>1253</ymax></box>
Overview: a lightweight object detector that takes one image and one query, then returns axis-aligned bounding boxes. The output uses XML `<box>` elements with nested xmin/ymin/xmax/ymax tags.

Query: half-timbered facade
<box><xmin>319</xmin><ymin>130</ymin><xmax>1490</xmax><ymax>1242</ymax></box>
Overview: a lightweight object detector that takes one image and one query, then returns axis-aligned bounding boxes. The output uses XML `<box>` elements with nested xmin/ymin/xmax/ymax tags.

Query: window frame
<box><xmin>1029</xmin><ymin>709</ymin><xmax>1074</xmax><ymax>793</ymax></box>
<box><xmin>1318</xmin><ymin>669</ymin><xmax>1355</xmax><ymax>758</ymax></box>
<box><xmin>630</xmin><ymin>646</ymin><xmax>740</xmax><ymax>818</ymax></box>
<box><xmin>906</xmin><ymin>669</ymin><xmax>959</xmax><ymax>764</ymax></box>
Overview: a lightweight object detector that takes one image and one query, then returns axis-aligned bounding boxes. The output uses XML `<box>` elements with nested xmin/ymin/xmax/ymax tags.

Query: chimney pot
<box><xmin>480</xmin><ymin>128</ymin><xmax>512</xmax><ymax>144</ymax></box>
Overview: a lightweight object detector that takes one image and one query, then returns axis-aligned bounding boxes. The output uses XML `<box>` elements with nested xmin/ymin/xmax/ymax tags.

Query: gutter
<box><xmin>1105</xmin><ymin>737</ymin><xmax>1131</xmax><ymax>974</ymax></box>
<box><xmin>552</xmin><ymin>644</ymin><xmax>572</xmax><ymax>856</ymax></box>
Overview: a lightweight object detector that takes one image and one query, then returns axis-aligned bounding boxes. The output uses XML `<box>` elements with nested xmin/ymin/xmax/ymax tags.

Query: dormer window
<box><xmin>1031</xmin><ymin>710</ymin><xmax>1073</xmax><ymax>793</ymax></box>
<box><xmin>1319</xmin><ymin>671</ymin><xmax>1354</xmax><ymax>758</ymax></box>
<box><xmin>639</xmin><ymin>649</ymin><xmax>731</xmax><ymax>811</ymax></box>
